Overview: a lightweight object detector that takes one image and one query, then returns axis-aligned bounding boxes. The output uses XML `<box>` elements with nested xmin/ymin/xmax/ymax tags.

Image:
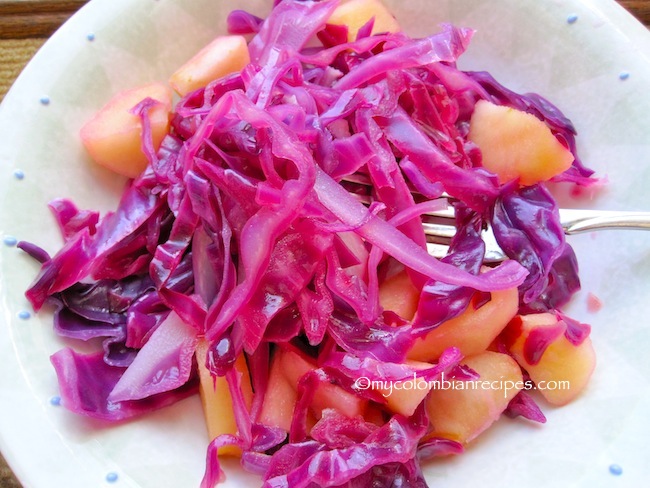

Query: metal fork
<box><xmin>340</xmin><ymin>175</ymin><xmax>650</xmax><ymax>262</ymax></box>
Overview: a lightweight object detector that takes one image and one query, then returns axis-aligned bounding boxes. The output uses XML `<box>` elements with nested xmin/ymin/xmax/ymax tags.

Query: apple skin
<box><xmin>501</xmin><ymin>313</ymin><xmax>596</xmax><ymax>406</ymax></box>
<box><xmin>468</xmin><ymin>100</ymin><xmax>575</xmax><ymax>186</ymax></box>
<box><xmin>80</xmin><ymin>82</ymin><xmax>172</xmax><ymax>179</ymax></box>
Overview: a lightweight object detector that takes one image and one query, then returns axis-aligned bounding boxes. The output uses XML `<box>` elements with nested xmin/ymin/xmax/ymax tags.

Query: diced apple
<box><xmin>336</xmin><ymin>230</ymin><xmax>369</xmax><ymax>280</ymax></box>
<box><xmin>363</xmin><ymin>403</ymin><xmax>386</xmax><ymax>427</ymax></box>
<box><xmin>374</xmin><ymin>360</ymin><xmax>433</xmax><ymax>417</ymax></box>
<box><xmin>501</xmin><ymin>313</ymin><xmax>596</xmax><ymax>406</ymax></box>
<box><xmin>407</xmin><ymin>286</ymin><xmax>519</xmax><ymax>362</ymax></box>
<box><xmin>280</xmin><ymin>347</ymin><xmax>367</xmax><ymax>419</ymax></box>
<box><xmin>80</xmin><ymin>82</ymin><xmax>172</xmax><ymax>179</ymax></box>
<box><xmin>379</xmin><ymin>269</ymin><xmax>420</xmax><ymax>320</ymax></box>
<box><xmin>426</xmin><ymin>351</ymin><xmax>523</xmax><ymax>444</ymax></box>
<box><xmin>327</xmin><ymin>0</ymin><xmax>401</xmax><ymax>42</ymax></box>
<box><xmin>169</xmin><ymin>35</ymin><xmax>250</xmax><ymax>97</ymax></box>
<box><xmin>196</xmin><ymin>340</ymin><xmax>253</xmax><ymax>456</ymax></box>
<box><xmin>468</xmin><ymin>100</ymin><xmax>575</xmax><ymax>186</ymax></box>
<box><xmin>259</xmin><ymin>350</ymin><xmax>299</xmax><ymax>432</ymax></box>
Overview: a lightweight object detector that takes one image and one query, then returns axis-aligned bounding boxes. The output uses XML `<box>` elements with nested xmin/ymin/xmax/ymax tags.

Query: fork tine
<box><xmin>339</xmin><ymin>173</ymin><xmax>372</xmax><ymax>186</ymax></box>
<box><xmin>425</xmin><ymin>242</ymin><xmax>451</xmax><ymax>259</ymax></box>
<box><xmin>339</xmin><ymin>174</ymin><xmax>650</xmax><ymax>263</ymax></box>
<box><xmin>422</xmin><ymin>222</ymin><xmax>456</xmax><ymax>240</ymax></box>
<box><xmin>423</xmin><ymin>224</ymin><xmax>507</xmax><ymax>262</ymax></box>
<box><xmin>341</xmin><ymin>177</ymin><xmax>458</xmax><ymax>241</ymax></box>
<box><xmin>340</xmin><ymin>174</ymin><xmax>508</xmax><ymax>263</ymax></box>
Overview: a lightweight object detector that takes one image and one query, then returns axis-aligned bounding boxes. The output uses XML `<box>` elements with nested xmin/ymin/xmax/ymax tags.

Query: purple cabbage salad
<box><xmin>20</xmin><ymin>0</ymin><xmax>599</xmax><ymax>486</ymax></box>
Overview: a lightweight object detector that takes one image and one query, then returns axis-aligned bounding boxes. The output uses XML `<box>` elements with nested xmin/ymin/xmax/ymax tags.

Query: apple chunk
<box><xmin>196</xmin><ymin>340</ymin><xmax>253</xmax><ymax>456</ymax></box>
<box><xmin>407</xmin><ymin>286</ymin><xmax>519</xmax><ymax>362</ymax></box>
<box><xmin>502</xmin><ymin>313</ymin><xmax>596</xmax><ymax>406</ymax></box>
<box><xmin>80</xmin><ymin>82</ymin><xmax>172</xmax><ymax>179</ymax></box>
<box><xmin>374</xmin><ymin>360</ymin><xmax>434</xmax><ymax>417</ymax></box>
<box><xmin>468</xmin><ymin>100</ymin><xmax>574</xmax><ymax>186</ymax></box>
<box><xmin>169</xmin><ymin>35</ymin><xmax>250</xmax><ymax>97</ymax></box>
<box><xmin>280</xmin><ymin>347</ymin><xmax>367</xmax><ymax>420</ymax></box>
<box><xmin>259</xmin><ymin>350</ymin><xmax>298</xmax><ymax>433</ymax></box>
<box><xmin>379</xmin><ymin>269</ymin><xmax>420</xmax><ymax>321</ymax></box>
<box><xmin>426</xmin><ymin>351</ymin><xmax>524</xmax><ymax>444</ymax></box>
<box><xmin>327</xmin><ymin>0</ymin><xmax>401</xmax><ymax>42</ymax></box>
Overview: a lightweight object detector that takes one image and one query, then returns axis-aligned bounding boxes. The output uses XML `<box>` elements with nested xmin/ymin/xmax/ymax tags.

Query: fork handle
<box><xmin>560</xmin><ymin>209</ymin><xmax>650</xmax><ymax>234</ymax></box>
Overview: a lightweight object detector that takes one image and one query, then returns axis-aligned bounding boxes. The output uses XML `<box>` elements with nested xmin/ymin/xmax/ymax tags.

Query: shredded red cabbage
<box><xmin>21</xmin><ymin>0</ymin><xmax>599</xmax><ymax>486</ymax></box>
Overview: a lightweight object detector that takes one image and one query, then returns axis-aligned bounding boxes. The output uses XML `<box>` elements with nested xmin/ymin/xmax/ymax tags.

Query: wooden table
<box><xmin>0</xmin><ymin>0</ymin><xmax>649</xmax><ymax>487</ymax></box>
